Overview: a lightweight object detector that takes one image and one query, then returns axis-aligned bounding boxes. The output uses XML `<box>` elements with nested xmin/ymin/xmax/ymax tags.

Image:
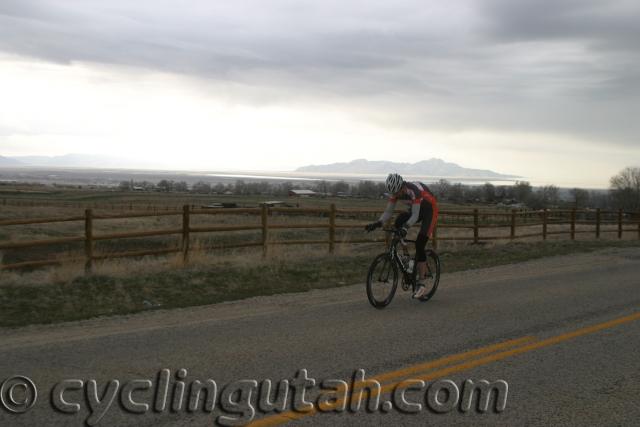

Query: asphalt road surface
<box><xmin>1</xmin><ymin>247</ymin><xmax>639</xmax><ymax>426</ymax></box>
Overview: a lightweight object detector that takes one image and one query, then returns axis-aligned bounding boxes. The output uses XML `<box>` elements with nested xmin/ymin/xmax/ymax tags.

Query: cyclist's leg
<box><xmin>415</xmin><ymin>201</ymin><xmax>433</xmax><ymax>281</ymax></box>
<box><xmin>427</xmin><ymin>198</ymin><xmax>439</xmax><ymax>237</ymax></box>
<box><xmin>394</xmin><ymin>211</ymin><xmax>411</xmax><ymax>229</ymax></box>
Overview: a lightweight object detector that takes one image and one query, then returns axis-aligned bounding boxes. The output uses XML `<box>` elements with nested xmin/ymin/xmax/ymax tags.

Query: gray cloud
<box><xmin>0</xmin><ymin>0</ymin><xmax>639</xmax><ymax>145</ymax></box>
<box><xmin>483</xmin><ymin>0</ymin><xmax>640</xmax><ymax>49</ymax></box>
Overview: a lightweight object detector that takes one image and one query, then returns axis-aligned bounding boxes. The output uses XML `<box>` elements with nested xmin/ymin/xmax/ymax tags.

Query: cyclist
<box><xmin>365</xmin><ymin>173</ymin><xmax>439</xmax><ymax>299</ymax></box>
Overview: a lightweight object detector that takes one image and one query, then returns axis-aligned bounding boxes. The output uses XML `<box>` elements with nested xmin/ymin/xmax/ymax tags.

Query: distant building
<box><xmin>288</xmin><ymin>189</ymin><xmax>317</xmax><ymax>197</ymax></box>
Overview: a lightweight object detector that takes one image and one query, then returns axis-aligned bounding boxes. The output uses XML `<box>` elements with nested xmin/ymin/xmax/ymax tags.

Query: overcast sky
<box><xmin>0</xmin><ymin>0</ymin><xmax>638</xmax><ymax>187</ymax></box>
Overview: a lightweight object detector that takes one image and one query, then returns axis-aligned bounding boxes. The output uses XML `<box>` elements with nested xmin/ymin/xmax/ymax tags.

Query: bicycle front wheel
<box><xmin>366</xmin><ymin>253</ymin><xmax>399</xmax><ymax>309</ymax></box>
<box><xmin>418</xmin><ymin>250</ymin><xmax>441</xmax><ymax>302</ymax></box>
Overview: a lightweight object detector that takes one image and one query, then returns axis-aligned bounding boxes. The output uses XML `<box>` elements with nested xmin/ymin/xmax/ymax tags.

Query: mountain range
<box><xmin>0</xmin><ymin>154</ymin><xmax>150</xmax><ymax>169</ymax></box>
<box><xmin>0</xmin><ymin>154</ymin><xmax>517</xmax><ymax>180</ymax></box>
<box><xmin>296</xmin><ymin>158</ymin><xmax>517</xmax><ymax>179</ymax></box>
<box><xmin>0</xmin><ymin>156</ymin><xmax>24</xmax><ymax>167</ymax></box>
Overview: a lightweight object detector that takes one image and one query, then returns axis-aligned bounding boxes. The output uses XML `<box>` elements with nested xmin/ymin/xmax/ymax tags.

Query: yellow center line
<box><xmin>400</xmin><ymin>311</ymin><xmax>640</xmax><ymax>388</ymax></box>
<box><xmin>248</xmin><ymin>336</ymin><xmax>536</xmax><ymax>426</ymax></box>
<box><xmin>249</xmin><ymin>310</ymin><xmax>640</xmax><ymax>426</ymax></box>
<box><xmin>368</xmin><ymin>335</ymin><xmax>536</xmax><ymax>386</ymax></box>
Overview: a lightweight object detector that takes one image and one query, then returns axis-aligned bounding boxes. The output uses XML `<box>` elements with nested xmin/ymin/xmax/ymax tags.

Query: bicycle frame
<box><xmin>385</xmin><ymin>230</ymin><xmax>418</xmax><ymax>286</ymax></box>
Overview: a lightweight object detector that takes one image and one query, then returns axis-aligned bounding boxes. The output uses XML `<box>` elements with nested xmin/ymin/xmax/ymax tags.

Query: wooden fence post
<box><xmin>261</xmin><ymin>204</ymin><xmax>269</xmax><ymax>257</ymax></box>
<box><xmin>596</xmin><ymin>208</ymin><xmax>601</xmax><ymax>239</ymax></box>
<box><xmin>84</xmin><ymin>208</ymin><xmax>93</xmax><ymax>273</ymax></box>
<box><xmin>542</xmin><ymin>209</ymin><xmax>547</xmax><ymax>241</ymax></box>
<box><xmin>570</xmin><ymin>209</ymin><xmax>576</xmax><ymax>240</ymax></box>
<box><xmin>329</xmin><ymin>204</ymin><xmax>336</xmax><ymax>253</ymax></box>
<box><xmin>473</xmin><ymin>209</ymin><xmax>479</xmax><ymax>244</ymax></box>
<box><xmin>510</xmin><ymin>209</ymin><xmax>516</xmax><ymax>240</ymax></box>
<box><xmin>182</xmin><ymin>205</ymin><xmax>190</xmax><ymax>264</ymax></box>
<box><xmin>637</xmin><ymin>211</ymin><xmax>640</xmax><ymax>240</ymax></box>
<box><xmin>618</xmin><ymin>208</ymin><xmax>623</xmax><ymax>239</ymax></box>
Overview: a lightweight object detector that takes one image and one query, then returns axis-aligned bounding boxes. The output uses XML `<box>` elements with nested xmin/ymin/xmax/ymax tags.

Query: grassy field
<box><xmin>0</xmin><ymin>184</ymin><xmax>391</xmax><ymax>210</ymax></box>
<box><xmin>1</xmin><ymin>239</ymin><xmax>639</xmax><ymax>327</ymax></box>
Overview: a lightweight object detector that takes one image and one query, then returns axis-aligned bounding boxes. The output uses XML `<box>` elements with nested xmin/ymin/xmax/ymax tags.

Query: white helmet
<box><xmin>385</xmin><ymin>173</ymin><xmax>404</xmax><ymax>194</ymax></box>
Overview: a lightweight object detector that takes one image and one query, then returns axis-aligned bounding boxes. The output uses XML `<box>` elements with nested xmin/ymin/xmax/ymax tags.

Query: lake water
<box><xmin>206</xmin><ymin>171</ymin><xmax>519</xmax><ymax>187</ymax></box>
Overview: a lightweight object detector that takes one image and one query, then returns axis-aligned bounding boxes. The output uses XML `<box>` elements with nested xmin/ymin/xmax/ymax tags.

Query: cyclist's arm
<box><xmin>404</xmin><ymin>203</ymin><xmax>420</xmax><ymax>228</ymax></box>
<box><xmin>378</xmin><ymin>200</ymin><xmax>396</xmax><ymax>223</ymax></box>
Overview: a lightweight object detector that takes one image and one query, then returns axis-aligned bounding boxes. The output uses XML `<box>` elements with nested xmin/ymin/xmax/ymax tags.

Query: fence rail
<box><xmin>1</xmin><ymin>206</ymin><xmax>639</xmax><ymax>271</ymax></box>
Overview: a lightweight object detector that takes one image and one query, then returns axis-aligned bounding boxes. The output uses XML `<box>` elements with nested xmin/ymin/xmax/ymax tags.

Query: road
<box><xmin>1</xmin><ymin>246</ymin><xmax>639</xmax><ymax>426</ymax></box>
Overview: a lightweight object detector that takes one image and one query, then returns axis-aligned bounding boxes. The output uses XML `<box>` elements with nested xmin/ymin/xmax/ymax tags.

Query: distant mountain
<box><xmin>0</xmin><ymin>156</ymin><xmax>25</xmax><ymax>167</ymax></box>
<box><xmin>5</xmin><ymin>154</ymin><xmax>149</xmax><ymax>169</ymax></box>
<box><xmin>296</xmin><ymin>158</ymin><xmax>517</xmax><ymax>179</ymax></box>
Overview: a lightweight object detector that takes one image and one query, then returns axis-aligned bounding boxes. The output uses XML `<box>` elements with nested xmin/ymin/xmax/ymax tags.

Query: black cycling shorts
<box><xmin>394</xmin><ymin>200</ymin><xmax>435</xmax><ymax>262</ymax></box>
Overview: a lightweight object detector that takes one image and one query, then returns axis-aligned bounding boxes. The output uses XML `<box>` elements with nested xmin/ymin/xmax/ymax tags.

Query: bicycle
<box><xmin>366</xmin><ymin>228</ymin><xmax>441</xmax><ymax>308</ymax></box>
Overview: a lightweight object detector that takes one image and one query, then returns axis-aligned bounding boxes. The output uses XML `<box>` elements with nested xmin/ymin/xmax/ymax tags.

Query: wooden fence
<box><xmin>0</xmin><ymin>206</ymin><xmax>639</xmax><ymax>271</ymax></box>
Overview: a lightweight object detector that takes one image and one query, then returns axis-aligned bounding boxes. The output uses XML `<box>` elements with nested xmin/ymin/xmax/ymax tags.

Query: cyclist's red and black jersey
<box><xmin>379</xmin><ymin>181</ymin><xmax>438</xmax><ymax>238</ymax></box>
<box><xmin>389</xmin><ymin>181</ymin><xmax>437</xmax><ymax>208</ymax></box>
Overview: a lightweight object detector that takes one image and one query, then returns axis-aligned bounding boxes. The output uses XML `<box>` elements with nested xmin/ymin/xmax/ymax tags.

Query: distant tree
<box><xmin>245</xmin><ymin>182</ymin><xmax>259</xmax><ymax>195</ymax></box>
<box><xmin>157</xmin><ymin>180</ymin><xmax>174</xmax><ymax>192</ymax></box>
<box><xmin>239</xmin><ymin>181</ymin><xmax>270</xmax><ymax>195</ymax></box>
<box><xmin>465</xmin><ymin>185</ymin><xmax>483</xmax><ymax>203</ymax></box>
<box><xmin>173</xmin><ymin>181</ymin><xmax>189</xmax><ymax>192</ymax></box>
<box><xmin>431</xmin><ymin>179</ymin><xmax>451</xmax><ymax>200</ymax></box>
<box><xmin>256</xmin><ymin>181</ymin><xmax>271</xmax><ymax>195</ymax></box>
<box><xmin>589</xmin><ymin>190</ymin><xmax>611</xmax><ymax>209</ymax></box>
<box><xmin>332</xmin><ymin>180</ymin><xmax>350</xmax><ymax>195</ymax></box>
<box><xmin>513</xmin><ymin>181</ymin><xmax>533</xmax><ymax>204</ymax></box>
<box><xmin>234</xmin><ymin>180</ymin><xmax>246</xmax><ymax>195</ymax></box>
<box><xmin>275</xmin><ymin>182</ymin><xmax>293</xmax><ymax>197</ymax></box>
<box><xmin>448</xmin><ymin>183</ymin><xmax>465</xmax><ymax>203</ymax></box>
<box><xmin>569</xmin><ymin>188</ymin><xmax>590</xmax><ymax>209</ymax></box>
<box><xmin>494</xmin><ymin>185</ymin><xmax>508</xmax><ymax>202</ymax></box>
<box><xmin>119</xmin><ymin>180</ymin><xmax>132</xmax><ymax>191</ymax></box>
<box><xmin>137</xmin><ymin>181</ymin><xmax>155</xmax><ymax>191</ymax></box>
<box><xmin>314</xmin><ymin>180</ymin><xmax>330</xmax><ymax>195</ymax></box>
<box><xmin>536</xmin><ymin>185</ymin><xmax>560</xmax><ymax>208</ymax></box>
<box><xmin>191</xmin><ymin>181</ymin><xmax>211</xmax><ymax>194</ymax></box>
<box><xmin>356</xmin><ymin>180</ymin><xmax>379</xmax><ymax>198</ymax></box>
<box><xmin>610</xmin><ymin>167</ymin><xmax>640</xmax><ymax>211</ymax></box>
<box><xmin>212</xmin><ymin>183</ymin><xmax>225</xmax><ymax>193</ymax></box>
<box><xmin>482</xmin><ymin>183</ymin><xmax>496</xmax><ymax>203</ymax></box>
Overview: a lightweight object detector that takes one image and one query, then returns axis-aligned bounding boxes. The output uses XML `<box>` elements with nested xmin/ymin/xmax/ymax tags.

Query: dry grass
<box><xmin>1</xmin><ymin>239</ymin><xmax>639</xmax><ymax>328</ymax></box>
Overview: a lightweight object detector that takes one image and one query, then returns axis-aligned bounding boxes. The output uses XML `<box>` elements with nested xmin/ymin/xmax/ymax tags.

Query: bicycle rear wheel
<box><xmin>366</xmin><ymin>253</ymin><xmax>398</xmax><ymax>308</ymax></box>
<box><xmin>418</xmin><ymin>250</ymin><xmax>441</xmax><ymax>302</ymax></box>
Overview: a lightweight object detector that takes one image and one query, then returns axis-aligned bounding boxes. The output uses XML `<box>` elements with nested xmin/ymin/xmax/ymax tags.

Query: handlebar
<box><xmin>381</xmin><ymin>228</ymin><xmax>415</xmax><ymax>244</ymax></box>
<box><xmin>364</xmin><ymin>226</ymin><xmax>414</xmax><ymax>243</ymax></box>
